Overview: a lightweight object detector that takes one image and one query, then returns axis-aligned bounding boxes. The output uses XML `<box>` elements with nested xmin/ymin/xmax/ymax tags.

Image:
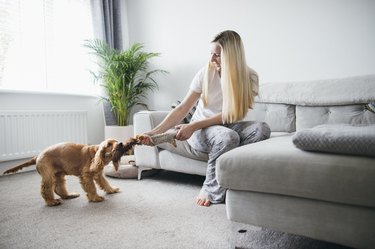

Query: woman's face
<box><xmin>210</xmin><ymin>42</ymin><xmax>221</xmax><ymax>72</ymax></box>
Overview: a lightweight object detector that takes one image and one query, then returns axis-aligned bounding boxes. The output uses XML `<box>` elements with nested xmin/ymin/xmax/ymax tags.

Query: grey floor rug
<box><xmin>0</xmin><ymin>169</ymin><xmax>354</xmax><ymax>249</ymax></box>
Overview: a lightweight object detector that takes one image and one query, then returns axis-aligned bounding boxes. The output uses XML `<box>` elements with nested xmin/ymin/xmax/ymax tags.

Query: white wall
<box><xmin>125</xmin><ymin>0</ymin><xmax>375</xmax><ymax>110</ymax></box>
<box><xmin>1</xmin><ymin>0</ymin><xmax>374</xmax><ymax>149</ymax></box>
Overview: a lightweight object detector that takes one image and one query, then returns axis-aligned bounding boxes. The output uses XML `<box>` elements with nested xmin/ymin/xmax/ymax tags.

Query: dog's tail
<box><xmin>3</xmin><ymin>157</ymin><xmax>37</xmax><ymax>175</ymax></box>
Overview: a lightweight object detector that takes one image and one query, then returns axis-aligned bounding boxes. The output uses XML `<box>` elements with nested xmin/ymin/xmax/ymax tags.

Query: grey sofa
<box><xmin>134</xmin><ymin>75</ymin><xmax>375</xmax><ymax>249</ymax></box>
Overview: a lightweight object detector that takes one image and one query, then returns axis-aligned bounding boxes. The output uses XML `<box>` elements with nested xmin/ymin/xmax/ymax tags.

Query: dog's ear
<box><xmin>90</xmin><ymin>140</ymin><xmax>113</xmax><ymax>172</ymax></box>
<box><xmin>90</xmin><ymin>148</ymin><xmax>104</xmax><ymax>173</ymax></box>
<box><xmin>112</xmin><ymin>160</ymin><xmax>120</xmax><ymax>171</ymax></box>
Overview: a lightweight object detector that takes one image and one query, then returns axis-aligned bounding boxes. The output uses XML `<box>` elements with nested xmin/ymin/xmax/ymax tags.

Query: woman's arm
<box><xmin>175</xmin><ymin>113</ymin><xmax>222</xmax><ymax>140</ymax></box>
<box><xmin>142</xmin><ymin>89</ymin><xmax>224</xmax><ymax>143</ymax></box>
<box><xmin>148</xmin><ymin>90</ymin><xmax>201</xmax><ymax>135</ymax></box>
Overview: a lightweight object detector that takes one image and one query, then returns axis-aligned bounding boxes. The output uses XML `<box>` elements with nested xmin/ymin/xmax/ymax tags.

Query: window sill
<box><xmin>0</xmin><ymin>88</ymin><xmax>101</xmax><ymax>98</ymax></box>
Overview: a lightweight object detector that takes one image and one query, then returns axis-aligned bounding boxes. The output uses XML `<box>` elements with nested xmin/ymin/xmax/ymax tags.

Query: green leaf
<box><xmin>84</xmin><ymin>39</ymin><xmax>169</xmax><ymax>126</ymax></box>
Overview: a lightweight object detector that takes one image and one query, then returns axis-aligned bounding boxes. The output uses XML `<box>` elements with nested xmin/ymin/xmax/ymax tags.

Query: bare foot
<box><xmin>196</xmin><ymin>194</ymin><xmax>211</xmax><ymax>207</ymax></box>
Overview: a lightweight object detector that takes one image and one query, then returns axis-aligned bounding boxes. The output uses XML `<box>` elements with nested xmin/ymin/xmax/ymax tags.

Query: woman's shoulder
<box><xmin>197</xmin><ymin>65</ymin><xmax>208</xmax><ymax>74</ymax></box>
<box><xmin>191</xmin><ymin>65</ymin><xmax>207</xmax><ymax>81</ymax></box>
<box><xmin>190</xmin><ymin>65</ymin><xmax>209</xmax><ymax>92</ymax></box>
<box><xmin>193</xmin><ymin>64</ymin><xmax>218</xmax><ymax>82</ymax></box>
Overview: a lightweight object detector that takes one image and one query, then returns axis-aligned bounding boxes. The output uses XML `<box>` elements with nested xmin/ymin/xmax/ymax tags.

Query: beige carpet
<box><xmin>0</xmin><ymin>169</ymin><xmax>353</xmax><ymax>249</ymax></box>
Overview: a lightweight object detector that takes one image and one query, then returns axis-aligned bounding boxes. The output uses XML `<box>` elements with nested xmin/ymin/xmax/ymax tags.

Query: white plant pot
<box><xmin>104</xmin><ymin>125</ymin><xmax>134</xmax><ymax>165</ymax></box>
<box><xmin>104</xmin><ymin>125</ymin><xmax>134</xmax><ymax>141</ymax></box>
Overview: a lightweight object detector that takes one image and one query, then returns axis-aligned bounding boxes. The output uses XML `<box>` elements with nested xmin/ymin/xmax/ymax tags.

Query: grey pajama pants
<box><xmin>187</xmin><ymin>121</ymin><xmax>271</xmax><ymax>203</ymax></box>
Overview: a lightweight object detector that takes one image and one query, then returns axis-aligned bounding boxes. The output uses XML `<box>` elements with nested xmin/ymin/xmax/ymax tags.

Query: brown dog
<box><xmin>3</xmin><ymin>138</ymin><xmax>136</xmax><ymax>206</ymax></box>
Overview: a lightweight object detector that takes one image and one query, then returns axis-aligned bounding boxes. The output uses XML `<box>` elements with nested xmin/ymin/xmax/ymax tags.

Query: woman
<box><xmin>141</xmin><ymin>30</ymin><xmax>271</xmax><ymax>206</ymax></box>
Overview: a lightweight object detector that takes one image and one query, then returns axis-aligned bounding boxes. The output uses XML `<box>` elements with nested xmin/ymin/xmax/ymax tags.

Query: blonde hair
<box><xmin>202</xmin><ymin>30</ymin><xmax>254</xmax><ymax>123</ymax></box>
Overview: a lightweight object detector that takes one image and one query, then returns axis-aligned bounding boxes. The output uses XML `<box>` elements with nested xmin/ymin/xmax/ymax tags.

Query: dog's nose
<box><xmin>119</xmin><ymin>142</ymin><xmax>123</xmax><ymax>147</ymax></box>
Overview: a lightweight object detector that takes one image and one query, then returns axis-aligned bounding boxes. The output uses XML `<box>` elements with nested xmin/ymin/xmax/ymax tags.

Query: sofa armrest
<box><xmin>133</xmin><ymin>110</ymin><xmax>169</xmax><ymax>134</ymax></box>
<box><xmin>133</xmin><ymin>111</ymin><xmax>169</xmax><ymax>170</ymax></box>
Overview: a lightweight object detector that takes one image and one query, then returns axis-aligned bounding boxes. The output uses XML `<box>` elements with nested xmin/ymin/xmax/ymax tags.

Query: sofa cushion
<box><xmin>296</xmin><ymin>104</ymin><xmax>375</xmax><ymax>130</ymax></box>
<box><xmin>159</xmin><ymin>150</ymin><xmax>207</xmax><ymax>176</ymax></box>
<box><xmin>246</xmin><ymin>103</ymin><xmax>296</xmax><ymax>132</ymax></box>
<box><xmin>292</xmin><ymin>124</ymin><xmax>375</xmax><ymax>157</ymax></box>
<box><xmin>216</xmin><ymin>134</ymin><xmax>375</xmax><ymax>208</ymax></box>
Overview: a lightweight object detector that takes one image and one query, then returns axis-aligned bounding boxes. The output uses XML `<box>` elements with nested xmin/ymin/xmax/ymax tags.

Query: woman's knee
<box><xmin>240</xmin><ymin>122</ymin><xmax>271</xmax><ymax>144</ymax></box>
<box><xmin>208</xmin><ymin>128</ymin><xmax>240</xmax><ymax>162</ymax></box>
<box><xmin>216</xmin><ymin>130</ymin><xmax>240</xmax><ymax>150</ymax></box>
<box><xmin>208</xmin><ymin>130</ymin><xmax>240</xmax><ymax>160</ymax></box>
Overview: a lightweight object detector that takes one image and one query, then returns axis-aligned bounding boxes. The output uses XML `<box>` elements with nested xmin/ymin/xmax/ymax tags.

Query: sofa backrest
<box><xmin>246</xmin><ymin>103</ymin><xmax>296</xmax><ymax>132</ymax></box>
<box><xmin>247</xmin><ymin>74</ymin><xmax>375</xmax><ymax>132</ymax></box>
<box><xmin>296</xmin><ymin>104</ymin><xmax>375</xmax><ymax>130</ymax></box>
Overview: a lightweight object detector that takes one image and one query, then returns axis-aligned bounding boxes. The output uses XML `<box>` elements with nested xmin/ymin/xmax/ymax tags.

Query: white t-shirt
<box><xmin>189</xmin><ymin>66</ymin><xmax>259</xmax><ymax>122</ymax></box>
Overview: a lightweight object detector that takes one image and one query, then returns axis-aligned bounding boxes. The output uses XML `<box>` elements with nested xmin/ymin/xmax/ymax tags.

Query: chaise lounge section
<box><xmin>134</xmin><ymin>74</ymin><xmax>375</xmax><ymax>249</ymax></box>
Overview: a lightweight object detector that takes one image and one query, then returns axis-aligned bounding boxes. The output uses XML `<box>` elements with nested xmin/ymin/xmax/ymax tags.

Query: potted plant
<box><xmin>85</xmin><ymin>39</ymin><xmax>167</xmax><ymax>141</ymax></box>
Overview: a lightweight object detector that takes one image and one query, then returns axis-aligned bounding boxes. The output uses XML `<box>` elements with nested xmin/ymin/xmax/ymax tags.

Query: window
<box><xmin>0</xmin><ymin>0</ymin><xmax>100</xmax><ymax>95</ymax></box>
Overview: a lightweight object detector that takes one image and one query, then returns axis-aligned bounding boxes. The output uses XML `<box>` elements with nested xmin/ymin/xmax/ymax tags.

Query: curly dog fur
<box><xmin>3</xmin><ymin>139</ymin><xmax>132</xmax><ymax>206</ymax></box>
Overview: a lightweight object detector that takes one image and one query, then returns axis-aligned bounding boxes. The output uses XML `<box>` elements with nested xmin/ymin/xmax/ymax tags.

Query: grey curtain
<box><xmin>92</xmin><ymin>0</ymin><xmax>124</xmax><ymax>125</ymax></box>
<box><xmin>101</xmin><ymin>0</ymin><xmax>123</xmax><ymax>51</ymax></box>
<box><xmin>91</xmin><ymin>0</ymin><xmax>123</xmax><ymax>51</ymax></box>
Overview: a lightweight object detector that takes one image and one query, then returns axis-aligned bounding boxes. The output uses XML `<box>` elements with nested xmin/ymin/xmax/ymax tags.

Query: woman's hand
<box><xmin>175</xmin><ymin>123</ymin><xmax>195</xmax><ymax>141</ymax></box>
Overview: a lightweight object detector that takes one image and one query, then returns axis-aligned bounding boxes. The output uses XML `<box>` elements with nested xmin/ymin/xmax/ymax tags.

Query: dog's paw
<box><xmin>46</xmin><ymin>199</ymin><xmax>63</xmax><ymax>206</ymax></box>
<box><xmin>89</xmin><ymin>195</ymin><xmax>104</xmax><ymax>202</ymax></box>
<box><xmin>107</xmin><ymin>187</ymin><xmax>120</xmax><ymax>194</ymax></box>
<box><xmin>61</xmin><ymin>192</ymin><xmax>80</xmax><ymax>199</ymax></box>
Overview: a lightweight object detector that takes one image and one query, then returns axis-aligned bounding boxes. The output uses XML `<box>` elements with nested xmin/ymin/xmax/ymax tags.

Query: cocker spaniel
<box><xmin>3</xmin><ymin>138</ymin><xmax>139</xmax><ymax>206</ymax></box>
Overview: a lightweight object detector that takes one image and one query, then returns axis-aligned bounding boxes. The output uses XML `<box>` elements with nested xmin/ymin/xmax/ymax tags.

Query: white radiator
<box><xmin>0</xmin><ymin>111</ymin><xmax>88</xmax><ymax>161</ymax></box>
